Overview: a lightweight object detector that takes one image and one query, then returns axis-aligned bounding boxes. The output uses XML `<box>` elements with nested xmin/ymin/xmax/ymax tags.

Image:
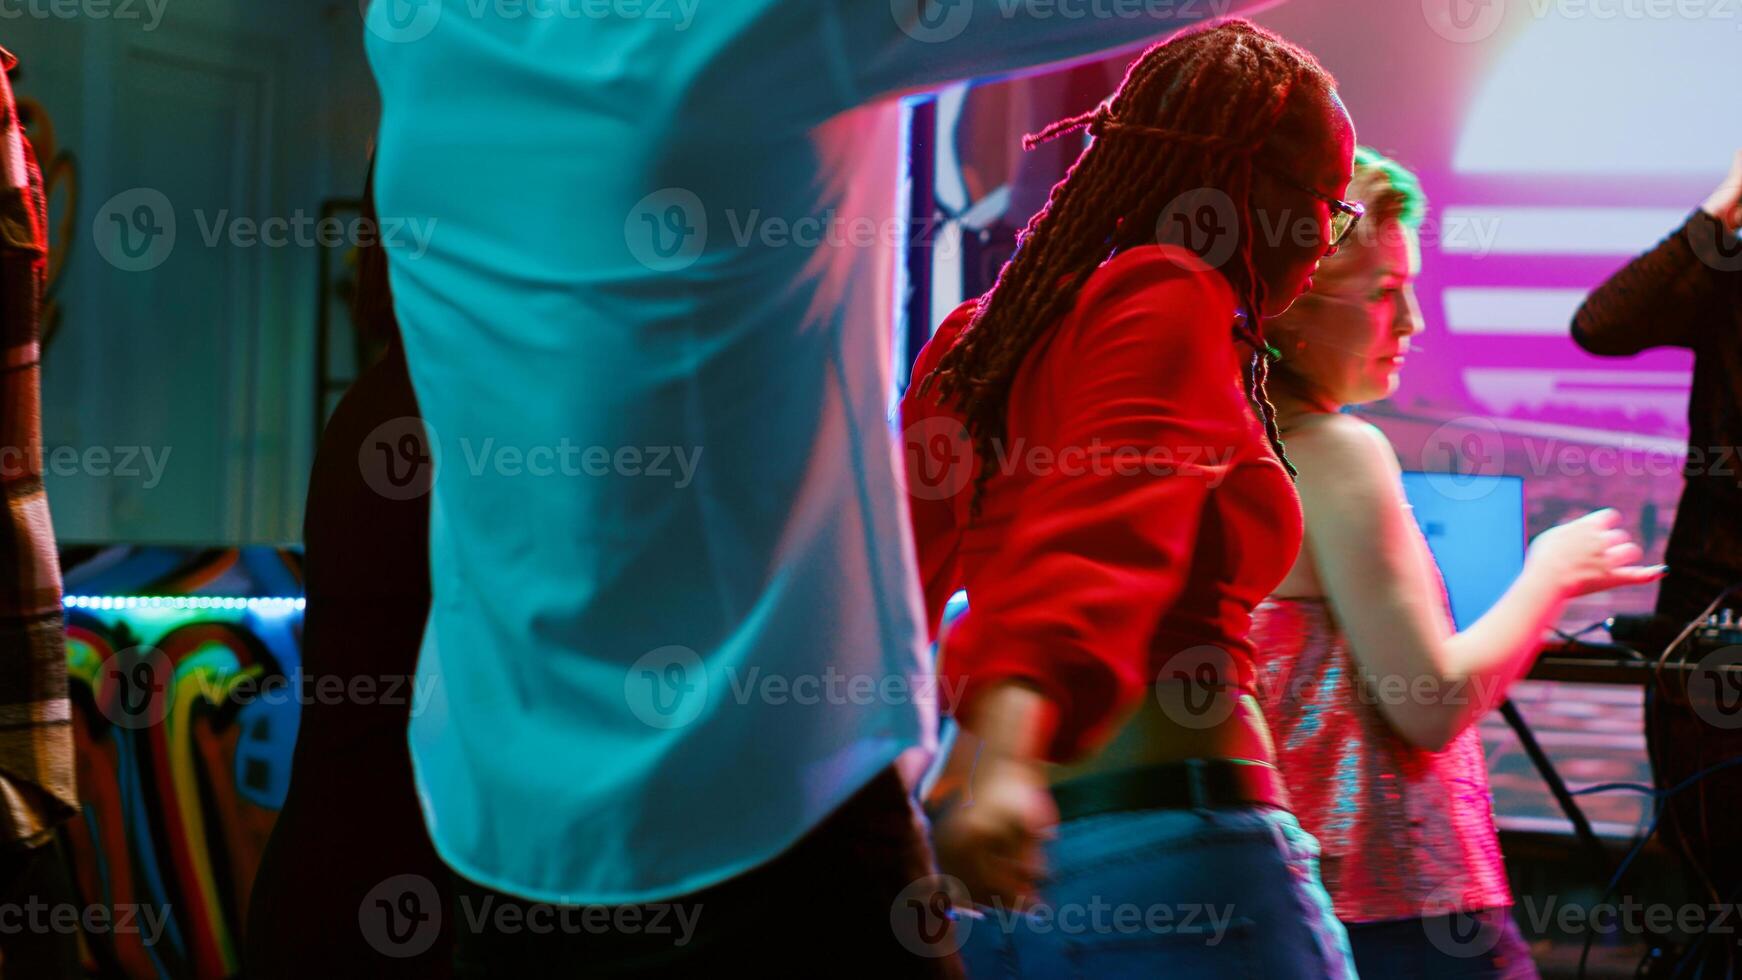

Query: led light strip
<box><xmin>62</xmin><ymin>596</ymin><xmax>306</xmax><ymax>612</ymax></box>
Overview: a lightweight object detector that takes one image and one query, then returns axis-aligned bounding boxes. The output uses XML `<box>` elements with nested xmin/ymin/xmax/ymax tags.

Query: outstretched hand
<box><xmin>1525</xmin><ymin>508</ymin><xmax>1666</xmax><ymax>600</ymax></box>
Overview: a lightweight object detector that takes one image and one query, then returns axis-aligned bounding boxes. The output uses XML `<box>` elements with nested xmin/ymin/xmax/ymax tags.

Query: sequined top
<box><xmin>1251</xmin><ymin>597</ymin><xmax>1512</xmax><ymax>923</ymax></box>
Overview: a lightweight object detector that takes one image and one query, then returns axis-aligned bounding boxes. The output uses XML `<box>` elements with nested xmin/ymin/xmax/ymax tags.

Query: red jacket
<box><xmin>901</xmin><ymin>245</ymin><xmax>1303</xmax><ymax>762</ymax></box>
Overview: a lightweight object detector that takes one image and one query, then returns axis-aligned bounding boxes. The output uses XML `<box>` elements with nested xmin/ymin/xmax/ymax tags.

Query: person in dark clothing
<box><xmin>1571</xmin><ymin>149</ymin><xmax>1742</xmax><ymax>974</ymax></box>
<box><xmin>1573</xmin><ymin>152</ymin><xmax>1742</xmax><ymax>627</ymax></box>
<box><xmin>243</xmin><ymin>171</ymin><xmax>451</xmax><ymax>978</ymax></box>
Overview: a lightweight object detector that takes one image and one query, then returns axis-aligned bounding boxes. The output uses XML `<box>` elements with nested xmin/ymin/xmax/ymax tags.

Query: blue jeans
<box><xmin>955</xmin><ymin>806</ymin><xmax>1355</xmax><ymax>979</ymax></box>
<box><xmin>1345</xmin><ymin>909</ymin><xmax>1538</xmax><ymax>979</ymax></box>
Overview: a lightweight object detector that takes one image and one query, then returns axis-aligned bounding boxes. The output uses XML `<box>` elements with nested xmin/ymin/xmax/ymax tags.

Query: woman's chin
<box><xmin>1261</xmin><ymin>291</ymin><xmax>1307</xmax><ymax>319</ymax></box>
<box><xmin>1361</xmin><ymin>375</ymin><xmax>1402</xmax><ymax>404</ymax></box>
<box><xmin>1261</xmin><ymin>274</ymin><xmax>1321</xmax><ymax>319</ymax></box>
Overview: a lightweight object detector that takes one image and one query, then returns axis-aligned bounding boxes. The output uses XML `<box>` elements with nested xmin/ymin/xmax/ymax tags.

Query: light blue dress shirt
<box><xmin>365</xmin><ymin>0</ymin><xmax>1278</xmax><ymax>904</ymax></box>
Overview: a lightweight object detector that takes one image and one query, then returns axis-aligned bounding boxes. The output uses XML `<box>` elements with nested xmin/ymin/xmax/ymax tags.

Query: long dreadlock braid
<box><xmin>917</xmin><ymin>21</ymin><xmax>1338</xmax><ymax>508</ymax></box>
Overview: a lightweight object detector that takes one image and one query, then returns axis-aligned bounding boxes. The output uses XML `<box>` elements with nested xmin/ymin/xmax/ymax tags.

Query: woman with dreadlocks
<box><xmin>902</xmin><ymin>21</ymin><xmax>1360</xmax><ymax>977</ymax></box>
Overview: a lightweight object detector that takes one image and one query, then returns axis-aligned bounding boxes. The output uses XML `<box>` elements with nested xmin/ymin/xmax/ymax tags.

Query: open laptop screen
<box><xmin>1399</xmin><ymin>471</ymin><xmax>1527</xmax><ymax>631</ymax></box>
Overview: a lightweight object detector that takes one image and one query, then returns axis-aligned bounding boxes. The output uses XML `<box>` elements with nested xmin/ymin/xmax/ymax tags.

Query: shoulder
<box><xmin>1286</xmin><ymin>411</ymin><xmax>1393</xmax><ymax>456</ymax></box>
<box><xmin>1285</xmin><ymin>413</ymin><xmax>1406</xmax><ymax>507</ymax></box>
<box><xmin>907</xmin><ymin>298</ymin><xmax>978</xmax><ymax>392</ymax></box>
<box><xmin>1081</xmin><ymin>245</ymin><xmax>1238</xmax><ymax>321</ymax></box>
<box><xmin>931</xmin><ymin>297</ymin><xmax>979</xmax><ymax>352</ymax></box>
<box><xmin>1060</xmin><ymin>245</ymin><xmax>1241</xmax><ymax>371</ymax></box>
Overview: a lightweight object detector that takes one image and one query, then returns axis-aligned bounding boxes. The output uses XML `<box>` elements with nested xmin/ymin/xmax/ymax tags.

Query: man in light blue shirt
<box><xmin>365</xmin><ymin>0</ymin><xmax>1280</xmax><ymax>971</ymax></box>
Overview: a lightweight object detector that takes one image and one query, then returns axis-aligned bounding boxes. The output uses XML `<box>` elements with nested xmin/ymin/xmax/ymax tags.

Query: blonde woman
<box><xmin>1255</xmin><ymin>147</ymin><xmax>1663</xmax><ymax>979</ymax></box>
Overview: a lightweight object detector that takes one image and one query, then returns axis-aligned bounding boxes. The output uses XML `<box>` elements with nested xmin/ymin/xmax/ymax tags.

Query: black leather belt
<box><xmin>1050</xmin><ymin>758</ymin><xmax>1291</xmax><ymax>824</ymax></box>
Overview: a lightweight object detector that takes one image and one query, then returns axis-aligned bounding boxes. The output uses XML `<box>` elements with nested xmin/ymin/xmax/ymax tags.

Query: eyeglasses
<box><xmin>1256</xmin><ymin>165</ymin><xmax>1366</xmax><ymax>247</ymax></box>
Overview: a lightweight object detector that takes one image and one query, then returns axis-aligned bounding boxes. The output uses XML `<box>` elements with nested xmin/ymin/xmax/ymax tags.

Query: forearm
<box><xmin>925</xmin><ymin>681</ymin><xmax>1057</xmax><ymax>816</ymax></box>
<box><xmin>1409</xmin><ymin>571</ymin><xmax>1566</xmax><ymax>745</ymax></box>
<box><xmin>839</xmin><ymin>0</ymin><xmax>1288</xmax><ymax>103</ymax></box>
<box><xmin>956</xmin><ymin>679</ymin><xmax>1059</xmax><ymax>763</ymax></box>
<box><xmin>1572</xmin><ymin>211</ymin><xmax>1725</xmax><ymax>354</ymax></box>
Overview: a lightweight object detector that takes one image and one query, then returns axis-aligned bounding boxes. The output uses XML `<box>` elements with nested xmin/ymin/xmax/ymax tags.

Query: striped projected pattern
<box><xmin>1411</xmin><ymin>13</ymin><xmax>1734</xmax><ymax>839</ymax></box>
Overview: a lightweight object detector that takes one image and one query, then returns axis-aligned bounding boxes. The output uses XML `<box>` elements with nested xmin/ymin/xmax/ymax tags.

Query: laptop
<box><xmin>1399</xmin><ymin>471</ymin><xmax>1528</xmax><ymax>630</ymax></box>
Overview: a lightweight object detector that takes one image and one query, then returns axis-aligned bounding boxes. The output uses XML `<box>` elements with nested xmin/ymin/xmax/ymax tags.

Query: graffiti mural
<box><xmin>57</xmin><ymin>547</ymin><xmax>304</xmax><ymax>979</ymax></box>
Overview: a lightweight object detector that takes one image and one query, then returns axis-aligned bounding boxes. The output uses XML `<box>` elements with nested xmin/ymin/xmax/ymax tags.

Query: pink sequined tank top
<box><xmin>1251</xmin><ymin>597</ymin><xmax>1513</xmax><ymax>923</ymax></box>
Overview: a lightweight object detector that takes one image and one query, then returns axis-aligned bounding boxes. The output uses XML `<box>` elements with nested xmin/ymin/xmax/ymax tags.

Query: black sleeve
<box><xmin>1572</xmin><ymin>210</ymin><xmax>1740</xmax><ymax>356</ymax></box>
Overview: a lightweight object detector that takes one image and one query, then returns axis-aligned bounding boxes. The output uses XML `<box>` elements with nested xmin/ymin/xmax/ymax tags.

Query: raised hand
<box><xmin>1701</xmin><ymin>149</ymin><xmax>1742</xmax><ymax>233</ymax></box>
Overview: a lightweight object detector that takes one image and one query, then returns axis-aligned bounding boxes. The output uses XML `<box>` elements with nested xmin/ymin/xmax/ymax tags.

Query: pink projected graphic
<box><xmin>1367</xmin><ymin>11</ymin><xmax>1736</xmax><ymax>632</ymax></box>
